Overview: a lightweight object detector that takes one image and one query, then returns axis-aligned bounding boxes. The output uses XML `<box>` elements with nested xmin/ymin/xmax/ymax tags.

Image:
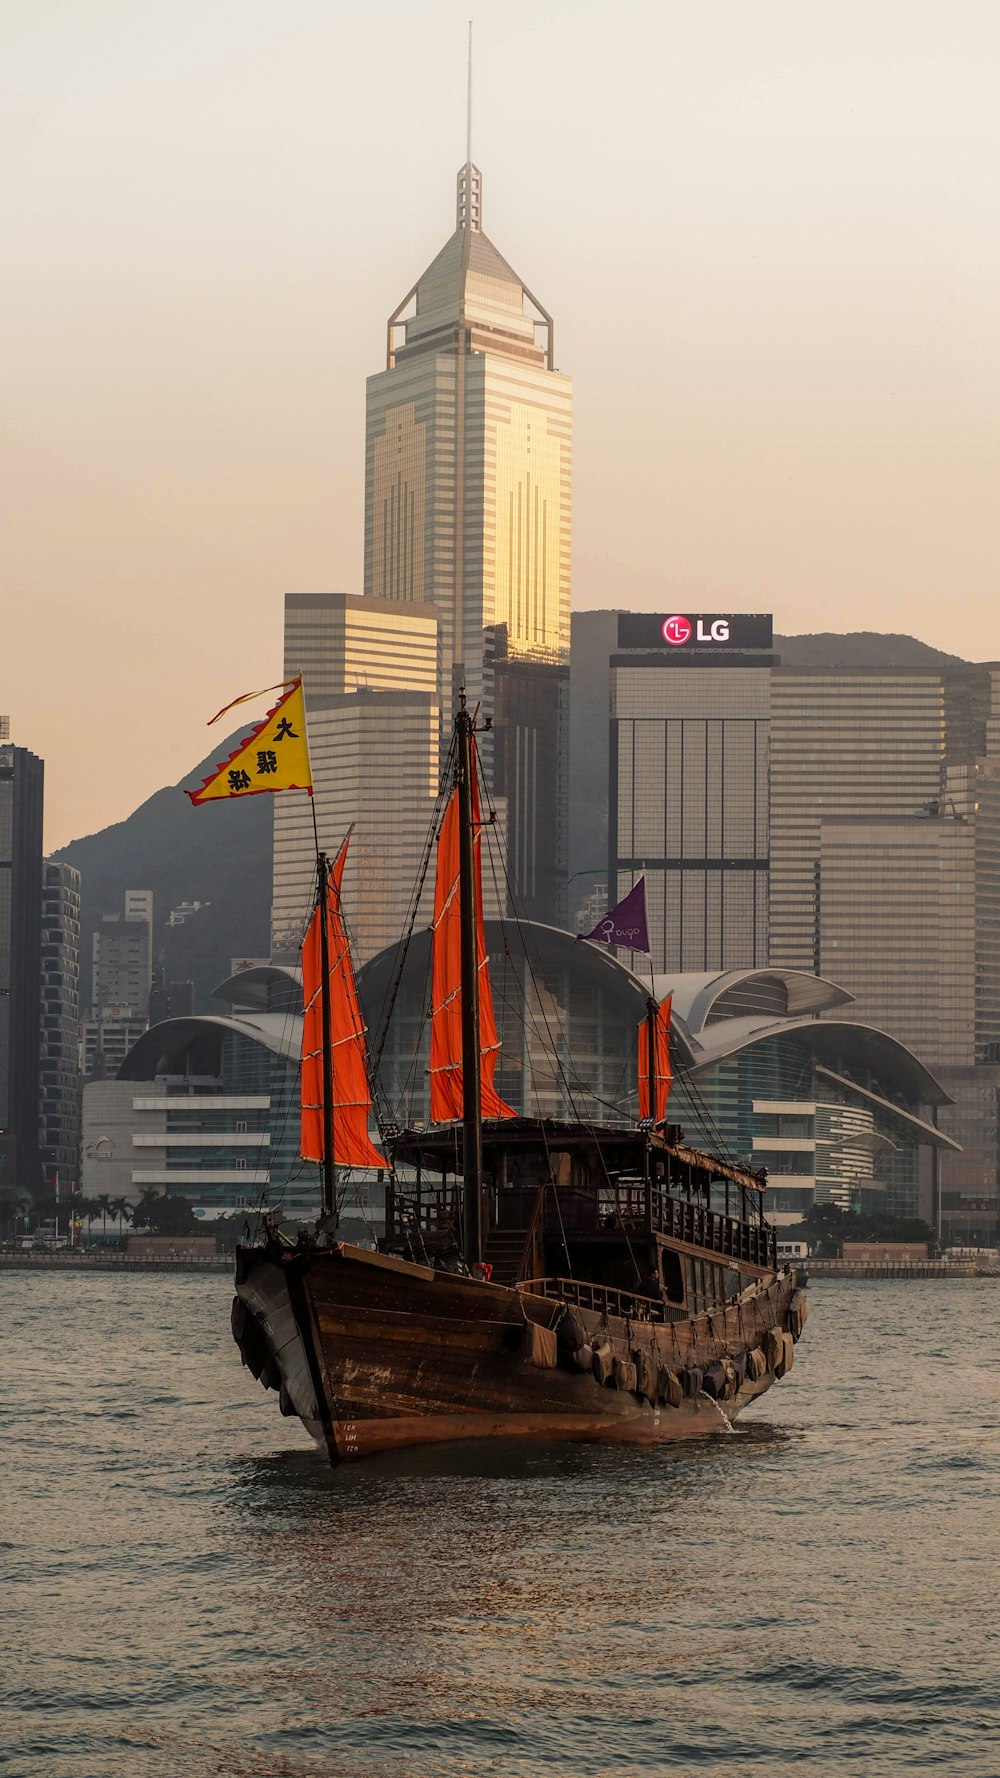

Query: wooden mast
<box><xmin>645</xmin><ymin>996</ymin><xmax>658</xmax><ymax>1127</ymax></box>
<box><xmin>316</xmin><ymin>851</ymin><xmax>337</xmax><ymax>1223</ymax></box>
<box><xmin>455</xmin><ymin>694</ymin><xmax>483</xmax><ymax>1266</ymax></box>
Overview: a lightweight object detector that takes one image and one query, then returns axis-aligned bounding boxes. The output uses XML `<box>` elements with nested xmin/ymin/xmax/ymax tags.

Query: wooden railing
<box><xmin>612</xmin><ymin>1181</ymin><xmax>776</xmax><ymax>1270</ymax></box>
<box><xmin>385</xmin><ymin>1181</ymin><xmax>461</xmax><ymax>1241</ymax></box>
<box><xmin>514</xmin><ymin>1183</ymin><xmax>547</xmax><ymax>1283</ymax></box>
<box><xmin>386</xmin><ymin>1175</ymin><xmax>776</xmax><ymax>1273</ymax></box>
<box><xmin>518</xmin><ymin>1276</ymin><xmax>666</xmax><ymax>1323</ymax></box>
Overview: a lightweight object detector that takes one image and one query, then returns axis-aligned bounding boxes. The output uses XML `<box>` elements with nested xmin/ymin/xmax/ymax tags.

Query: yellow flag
<box><xmin>187</xmin><ymin>679</ymin><xmax>313</xmax><ymax>805</ymax></box>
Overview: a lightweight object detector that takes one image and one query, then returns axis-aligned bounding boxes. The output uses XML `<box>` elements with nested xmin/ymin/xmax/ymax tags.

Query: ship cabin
<box><xmin>383</xmin><ymin>1119</ymin><xmax>776</xmax><ymax>1323</ymax></box>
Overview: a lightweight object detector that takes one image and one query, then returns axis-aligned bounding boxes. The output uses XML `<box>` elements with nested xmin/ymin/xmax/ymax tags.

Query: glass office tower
<box><xmin>364</xmin><ymin>161</ymin><xmax>571</xmax><ymax>922</ymax></box>
<box><xmin>0</xmin><ymin>729</ymin><xmax>44</xmax><ymax>1205</ymax></box>
<box><xmin>609</xmin><ymin>614</ymin><xmax>772</xmax><ymax>974</ymax></box>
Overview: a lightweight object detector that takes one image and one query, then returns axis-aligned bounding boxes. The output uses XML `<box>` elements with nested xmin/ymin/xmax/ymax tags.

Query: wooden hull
<box><xmin>233</xmin><ymin>1242</ymin><xmax>802</xmax><ymax>1464</ymax></box>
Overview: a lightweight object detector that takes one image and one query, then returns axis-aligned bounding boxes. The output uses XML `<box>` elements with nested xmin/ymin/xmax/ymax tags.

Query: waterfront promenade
<box><xmin>6</xmin><ymin>1251</ymin><xmax>996</xmax><ymax>1280</ymax></box>
<box><xmin>807</xmin><ymin>1256</ymin><xmax>998</xmax><ymax>1279</ymax></box>
<box><xmin>0</xmin><ymin>1249</ymin><xmax>231</xmax><ymax>1274</ymax></box>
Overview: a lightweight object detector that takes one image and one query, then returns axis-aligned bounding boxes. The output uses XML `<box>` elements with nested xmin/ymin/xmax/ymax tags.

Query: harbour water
<box><xmin>5</xmin><ymin>1273</ymin><xmax>999</xmax><ymax>1777</ymax></box>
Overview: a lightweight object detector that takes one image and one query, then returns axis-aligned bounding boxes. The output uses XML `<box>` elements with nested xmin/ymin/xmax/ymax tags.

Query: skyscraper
<box><xmin>0</xmin><ymin>723</ymin><xmax>44</xmax><ymax>1205</ymax></box>
<box><xmin>769</xmin><ymin>670</ymin><xmax>951</xmax><ymax>973</ymax></box>
<box><xmin>771</xmin><ymin>660</ymin><xmax>1000</xmax><ymax>1243</ymax></box>
<box><xmin>271</xmin><ymin>593</ymin><xmax>442</xmax><ymax>963</ymax></box>
<box><xmin>608</xmin><ymin>613</ymin><xmax>772</xmax><ymax>973</ymax></box>
<box><xmin>85</xmin><ymin>887</ymin><xmax>153</xmax><ymax>1079</ymax></box>
<box><xmin>364</xmin><ymin>158</ymin><xmax>572</xmax><ymax>922</ymax></box>
<box><xmin>39</xmin><ymin>859</ymin><xmax>82</xmax><ymax>1193</ymax></box>
<box><xmin>91</xmin><ymin>888</ymin><xmax>153</xmax><ymax>1017</ymax></box>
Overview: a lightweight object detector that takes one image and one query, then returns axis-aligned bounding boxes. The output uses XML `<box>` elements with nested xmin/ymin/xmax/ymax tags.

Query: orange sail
<box><xmin>301</xmin><ymin>836</ymin><xmax>385</xmax><ymax>1169</ymax></box>
<box><xmin>638</xmin><ymin>994</ymin><xmax>672</xmax><ymax>1122</ymax></box>
<box><xmin>429</xmin><ymin>765</ymin><xmax>515</xmax><ymax>1124</ymax></box>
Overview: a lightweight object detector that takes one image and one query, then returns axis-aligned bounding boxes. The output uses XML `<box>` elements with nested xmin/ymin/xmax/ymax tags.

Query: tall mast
<box><xmin>455</xmin><ymin>694</ymin><xmax>484</xmax><ymax>1264</ymax></box>
<box><xmin>316</xmin><ymin>851</ymin><xmax>337</xmax><ymax>1222</ymax></box>
<box><xmin>645</xmin><ymin>995</ymin><xmax>658</xmax><ymax>1128</ymax></box>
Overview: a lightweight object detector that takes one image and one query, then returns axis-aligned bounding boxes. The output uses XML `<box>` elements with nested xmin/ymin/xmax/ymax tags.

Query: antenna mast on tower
<box><xmin>457</xmin><ymin>20</ymin><xmax>481</xmax><ymax>231</ymax></box>
<box><xmin>467</xmin><ymin>19</ymin><xmax>473</xmax><ymax>166</ymax></box>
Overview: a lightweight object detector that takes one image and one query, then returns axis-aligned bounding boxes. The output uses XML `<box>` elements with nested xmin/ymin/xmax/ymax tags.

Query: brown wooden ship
<box><xmin>232</xmin><ymin>700</ymin><xmax>806</xmax><ymax>1463</ymax></box>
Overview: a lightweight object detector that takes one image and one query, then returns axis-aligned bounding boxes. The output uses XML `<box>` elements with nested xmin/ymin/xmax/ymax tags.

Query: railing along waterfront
<box><xmin>808</xmin><ymin>1257</ymin><xmax>981</xmax><ymax>1279</ymax></box>
<box><xmin>0</xmin><ymin>1251</ymin><xmax>231</xmax><ymax>1272</ymax></box>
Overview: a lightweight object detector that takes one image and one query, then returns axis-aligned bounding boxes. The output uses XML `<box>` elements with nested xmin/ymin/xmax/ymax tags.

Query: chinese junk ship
<box><xmin>232</xmin><ymin>701</ymin><xmax>806</xmax><ymax>1462</ymax></box>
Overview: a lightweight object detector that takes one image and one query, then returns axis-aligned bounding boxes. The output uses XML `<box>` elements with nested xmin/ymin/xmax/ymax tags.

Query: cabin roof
<box><xmin>388</xmin><ymin>1117</ymin><xmax>766</xmax><ymax>1191</ymax></box>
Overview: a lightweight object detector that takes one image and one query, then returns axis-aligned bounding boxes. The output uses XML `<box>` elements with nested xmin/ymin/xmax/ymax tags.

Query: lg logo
<box><xmin>661</xmin><ymin>615</ymin><xmax>692</xmax><ymax>646</ymax></box>
<box><xmin>661</xmin><ymin>616</ymin><xmax>731</xmax><ymax>646</ymax></box>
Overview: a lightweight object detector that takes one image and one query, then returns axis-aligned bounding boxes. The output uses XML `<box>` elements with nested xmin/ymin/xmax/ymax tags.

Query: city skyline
<box><xmin>5</xmin><ymin>1</ymin><xmax>1000</xmax><ymax>849</ymax></box>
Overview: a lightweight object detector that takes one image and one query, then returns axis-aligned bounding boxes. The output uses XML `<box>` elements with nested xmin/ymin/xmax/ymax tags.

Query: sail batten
<box><xmin>429</xmin><ymin>759</ymin><xmax>515</xmax><ymax>1123</ymax></box>
<box><xmin>300</xmin><ymin>837</ymin><xmax>385</xmax><ymax>1170</ymax></box>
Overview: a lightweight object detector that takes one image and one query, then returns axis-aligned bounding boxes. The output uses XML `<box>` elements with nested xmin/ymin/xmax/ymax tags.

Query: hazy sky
<box><xmin>4</xmin><ymin>0</ymin><xmax>999</xmax><ymax>848</ymax></box>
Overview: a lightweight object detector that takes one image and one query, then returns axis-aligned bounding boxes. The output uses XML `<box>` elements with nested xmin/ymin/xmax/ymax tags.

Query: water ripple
<box><xmin>5</xmin><ymin>1272</ymin><xmax>1000</xmax><ymax>1776</ymax></box>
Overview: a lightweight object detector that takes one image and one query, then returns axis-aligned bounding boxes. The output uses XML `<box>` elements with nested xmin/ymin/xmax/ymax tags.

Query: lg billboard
<box><xmin>617</xmin><ymin>613</ymin><xmax>773</xmax><ymax>651</ymax></box>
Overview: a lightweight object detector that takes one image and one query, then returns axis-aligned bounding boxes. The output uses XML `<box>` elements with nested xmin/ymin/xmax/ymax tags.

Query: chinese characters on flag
<box><xmin>186</xmin><ymin>679</ymin><xmax>312</xmax><ymax>805</ymax></box>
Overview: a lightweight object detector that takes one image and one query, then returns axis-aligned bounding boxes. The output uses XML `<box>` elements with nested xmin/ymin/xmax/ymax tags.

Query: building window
<box><xmin>235</xmin><ymin>1120</ymin><xmax>248</xmax><ymax>1134</ymax></box>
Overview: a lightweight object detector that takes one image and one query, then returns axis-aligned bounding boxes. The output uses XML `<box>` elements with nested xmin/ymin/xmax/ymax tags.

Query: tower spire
<box><xmin>456</xmin><ymin>19</ymin><xmax>481</xmax><ymax>231</ymax></box>
<box><xmin>467</xmin><ymin>17</ymin><xmax>473</xmax><ymax>167</ymax></box>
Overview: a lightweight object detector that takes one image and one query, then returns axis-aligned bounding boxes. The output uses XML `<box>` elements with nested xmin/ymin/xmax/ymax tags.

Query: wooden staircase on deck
<box><xmin>484</xmin><ymin>1228</ymin><xmax>531</xmax><ymax>1287</ymax></box>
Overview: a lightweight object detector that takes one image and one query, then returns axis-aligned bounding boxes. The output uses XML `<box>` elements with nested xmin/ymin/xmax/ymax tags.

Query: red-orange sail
<box><xmin>429</xmin><ymin>762</ymin><xmax>515</xmax><ymax>1124</ymax></box>
<box><xmin>638</xmin><ymin>994</ymin><xmax>672</xmax><ymax>1123</ymax></box>
<box><xmin>301</xmin><ymin>836</ymin><xmax>385</xmax><ymax>1169</ymax></box>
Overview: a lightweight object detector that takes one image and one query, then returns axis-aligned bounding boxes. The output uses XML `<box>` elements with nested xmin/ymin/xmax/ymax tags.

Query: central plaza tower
<box><xmin>364</xmin><ymin>159</ymin><xmax>572</xmax><ymax>922</ymax></box>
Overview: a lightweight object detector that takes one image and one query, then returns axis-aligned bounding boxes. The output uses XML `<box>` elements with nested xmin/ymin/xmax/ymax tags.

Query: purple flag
<box><xmin>579</xmin><ymin>877</ymin><xmax>650</xmax><ymax>952</ymax></box>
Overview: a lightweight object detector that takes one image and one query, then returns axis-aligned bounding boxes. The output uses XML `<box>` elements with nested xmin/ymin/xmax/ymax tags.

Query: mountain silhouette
<box><xmin>54</xmin><ymin>729</ymin><xmax>273</xmax><ymax>1014</ymax></box>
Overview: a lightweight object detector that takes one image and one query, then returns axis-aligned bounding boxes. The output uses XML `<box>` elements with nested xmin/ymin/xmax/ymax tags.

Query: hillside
<box><xmin>773</xmin><ymin>631</ymin><xmax>969</xmax><ymax>671</ymax></box>
<box><xmin>55</xmin><ymin>730</ymin><xmax>273</xmax><ymax>1014</ymax></box>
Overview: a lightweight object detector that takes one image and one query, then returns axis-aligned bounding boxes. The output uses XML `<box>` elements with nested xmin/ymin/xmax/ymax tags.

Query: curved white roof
<box><xmin>648</xmin><ymin>969</ymin><xmax>854</xmax><ymax>1035</ymax></box>
<box><xmin>121</xmin><ymin>942</ymin><xmax>949</xmax><ymax>1130</ymax></box>
<box><xmin>212</xmin><ymin>964</ymin><xmax>302</xmax><ymax>1011</ymax></box>
<box><xmin>119</xmin><ymin>1011</ymin><xmax>302</xmax><ymax>1077</ymax></box>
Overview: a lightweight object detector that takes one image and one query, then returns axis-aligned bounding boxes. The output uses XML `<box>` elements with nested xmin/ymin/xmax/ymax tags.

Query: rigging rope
<box><xmin>263</xmin><ymin>879</ymin><xmax>325</xmax><ymax>1220</ymax></box>
<box><xmin>367</xmin><ymin>730</ymin><xmax>457</xmax><ymax>1112</ymax></box>
<box><xmin>477</xmin><ymin>759</ymin><xmax>585</xmax><ymax>1123</ymax></box>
